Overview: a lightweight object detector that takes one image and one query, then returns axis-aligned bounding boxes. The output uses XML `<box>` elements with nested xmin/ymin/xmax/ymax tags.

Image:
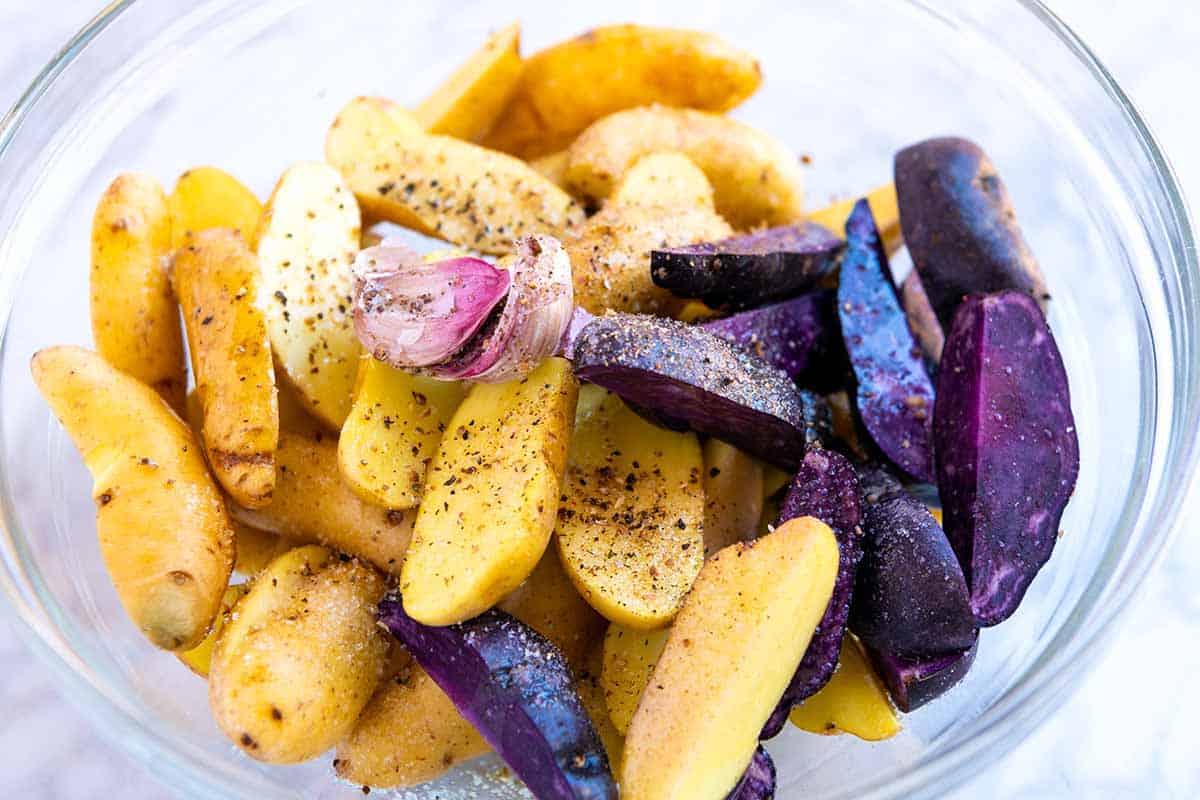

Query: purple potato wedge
<box><xmin>900</xmin><ymin>271</ymin><xmax>945</xmax><ymax>367</ymax></box>
<box><xmin>572</xmin><ymin>313</ymin><xmax>827</xmax><ymax>470</ymax></box>
<box><xmin>934</xmin><ymin>291</ymin><xmax>1079</xmax><ymax>626</ymax></box>
<box><xmin>702</xmin><ymin>290</ymin><xmax>849</xmax><ymax>392</ymax></box>
<box><xmin>726</xmin><ymin>746</ymin><xmax>776</xmax><ymax>800</ymax></box>
<box><xmin>867</xmin><ymin>634</ymin><xmax>979</xmax><ymax>712</ymax></box>
<box><xmin>855</xmin><ymin>462</ymin><xmax>905</xmax><ymax>507</ymax></box>
<box><xmin>837</xmin><ymin>199</ymin><xmax>936</xmax><ymax>483</ymax></box>
<box><xmin>850</xmin><ymin>491</ymin><xmax>977</xmax><ymax>658</ymax></box>
<box><xmin>895</xmin><ymin>137</ymin><xmax>1049</xmax><ymax>327</ymax></box>
<box><xmin>377</xmin><ymin>598</ymin><xmax>617</xmax><ymax>800</ymax></box>
<box><xmin>761</xmin><ymin>449</ymin><xmax>864</xmax><ymax>739</ymax></box>
<box><xmin>651</xmin><ymin>222</ymin><xmax>845</xmax><ymax>311</ymax></box>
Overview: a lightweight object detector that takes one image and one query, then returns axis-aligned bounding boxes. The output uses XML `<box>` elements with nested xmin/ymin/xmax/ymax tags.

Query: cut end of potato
<box><xmin>413</xmin><ymin>22</ymin><xmax>523</xmax><ymax>142</ymax></box>
<box><xmin>168</xmin><ymin>166</ymin><xmax>263</xmax><ymax>250</ymax></box>
<box><xmin>789</xmin><ymin>634</ymin><xmax>901</xmax><ymax>741</ymax></box>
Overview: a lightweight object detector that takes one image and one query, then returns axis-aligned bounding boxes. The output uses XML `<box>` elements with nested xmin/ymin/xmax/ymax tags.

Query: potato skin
<box><xmin>413</xmin><ymin>22</ymin><xmax>523</xmax><ymax>141</ymax></box>
<box><xmin>90</xmin><ymin>173</ymin><xmax>186</xmax><ymax>411</ymax></box>
<box><xmin>209</xmin><ymin>546</ymin><xmax>389</xmax><ymax>764</ymax></box>
<box><xmin>168</xmin><ymin>166</ymin><xmax>263</xmax><ymax>249</ymax></box>
<box><xmin>483</xmin><ymin>25</ymin><xmax>762</xmax><ymax>158</ymax></box>
<box><xmin>176</xmin><ymin>583</ymin><xmax>249</xmax><ymax>677</ymax></box>
<box><xmin>31</xmin><ymin>346</ymin><xmax>234</xmax><ymax>650</ymax></box>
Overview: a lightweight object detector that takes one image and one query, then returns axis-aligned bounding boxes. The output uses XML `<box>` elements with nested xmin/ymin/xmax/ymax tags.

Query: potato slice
<box><xmin>232</xmin><ymin>521</ymin><xmax>292</xmax><ymax>576</ymax></box>
<box><xmin>326</xmin><ymin>96</ymin><xmax>584</xmax><ymax>255</ymax></box>
<box><xmin>556</xmin><ymin>388</ymin><xmax>704</xmax><ymax>629</ymax></box>
<box><xmin>702</xmin><ymin>439</ymin><xmax>763</xmax><ymax>557</ymax></box>
<box><xmin>90</xmin><ymin>173</ymin><xmax>186</xmax><ymax>412</ymax></box>
<box><xmin>789</xmin><ymin>633</ymin><xmax>901</xmax><ymax>741</ymax></box>
<box><xmin>565</xmin><ymin>106</ymin><xmax>804</xmax><ymax>229</ymax></box>
<box><xmin>401</xmin><ymin>357</ymin><xmax>578</xmax><ymax>625</ymax></box>
<box><xmin>174</xmin><ymin>229</ymin><xmax>278</xmax><ymax>508</ymax></box>
<box><xmin>565</xmin><ymin>154</ymin><xmax>732</xmax><ymax>314</ymax></box>
<box><xmin>579</xmin><ymin>640</ymin><xmax>626</xmax><ymax>775</ymax></box>
<box><xmin>168</xmin><ymin>166</ymin><xmax>263</xmax><ymax>249</ymax></box>
<box><xmin>256</xmin><ymin>162</ymin><xmax>361</xmax><ymax>428</ymax></box>
<box><xmin>413</xmin><ymin>22</ymin><xmax>523</xmax><ymax>141</ymax></box>
<box><xmin>31</xmin><ymin>346</ymin><xmax>234</xmax><ymax>650</ymax></box>
<box><xmin>807</xmin><ymin>183</ymin><xmax>902</xmax><ymax>255</ymax></box>
<box><xmin>621</xmin><ymin>517</ymin><xmax>839</xmax><ymax>800</ymax></box>
<box><xmin>529</xmin><ymin>149</ymin><xmax>570</xmax><ymax>189</ymax></box>
<box><xmin>602</xmin><ymin>624</ymin><xmax>670</xmax><ymax>735</ymax></box>
<box><xmin>482</xmin><ymin>25</ymin><xmax>762</xmax><ymax>158</ymax></box>
<box><xmin>209</xmin><ymin>546</ymin><xmax>389</xmax><ymax>763</ymax></box>
<box><xmin>338</xmin><ymin>357</ymin><xmax>465</xmax><ymax>510</ymax></box>
<box><xmin>229</xmin><ymin>430</ymin><xmax>412</xmax><ymax>574</ymax></box>
<box><xmin>176</xmin><ymin>583</ymin><xmax>249</xmax><ymax>677</ymax></box>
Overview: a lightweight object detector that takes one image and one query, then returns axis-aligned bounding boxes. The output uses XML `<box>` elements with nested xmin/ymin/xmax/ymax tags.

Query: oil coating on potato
<box><xmin>789</xmin><ymin>633</ymin><xmax>900</xmax><ymax>741</ymax></box>
<box><xmin>90</xmin><ymin>173</ymin><xmax>186</xmax><ymax>411</ymax></box>
<box><xmin>413</xmin><ymin>22</ymin><xmax>523</xmax><ymax>141</ymax></box>
<box><xmin>602</xmin><ymin>623</ymin><xmax>669</xmax><ymax>734</ymax></box>
<box><xmin>31</xmin><ymin>346</ymin><xmax>235</xmax><ymax>650</ymax></box>
<box><xmin>173</xmin><ymin>229</ymin><xmax>278</xmax><ymax>508</ymax></box>
<box><xmin>326</xmin><ymin>96</ymin><xmax>584</xmax><ymax>255</ymax></box>
<box><xmin>565</xmin><ymin>105</ymin><xmax>805</xmax><ymax>229</ymax></box>
<box><xmin>168</xmin><ymin>166</ymin><xmax>263</xmax><ymax>249</ymax></box>
<box><xmin>482</xmin><ymin>24</ymin><xmax>762</xmax><ymax>158</ymax></box>
<box><xmin>209</xmin><ymin>546</ymin><xmax>389</xmax><ymax>764</ymax></box>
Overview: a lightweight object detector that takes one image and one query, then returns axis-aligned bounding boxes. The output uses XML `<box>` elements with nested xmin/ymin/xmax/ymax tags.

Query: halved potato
<box><xmin>529</xmin><ymin>149</ymin><xmax>571</xmax><ymax>189</ymax></box>
<box><xmin>789</xmin><ymin>633</ymin><xmax>901</xmax><ymax>741</ymax></box>
<box><xmin>400</xmin><ymin>357</ymin><xmax>579</xmax><ymax>626</ymax></box>
<box><xmin>578</xmin><ymin>640</ymin><xmax>626</xmax><ymax>775</ymax></box>
<box><xmin>702</xmin><ymin>439</ymin><xmax>763</xmax><ymax>557</ymax></box>
<box><xmin>413</xmin><ymin>22</ymin><xmax>523</xmax><ymax>141</ymax></box>
<box><xmin>231</xmin><ymin>521</ymin><xmax>292</xmax><ymax>577</ymax></box>
<box><xmin>256</xmin><ymin>162</ymin><xmax>361</xmax><ymax>428</ymax></box>
<box><xmin>176</xmin><ymin>582</ymin><xmax>249</xmax><ymax>677</ymax></box>
<box><xmin>602</xmin><ymin>623</ymin><xmax>670</xmax><ymax>734</ymax></box>
<box><xmin>168</xmin><ymin>166</ymin><xmax>263</xmax><ymax>249</ymax></box>
<box><xmin>807</xmin><ymin>182</ymin><xmax>902</xmax><ymax>255</ymax></box>
<box><xmin>556</xmin><ymin>388</ymin><xmax>704</xmax><ymax>630</ymax></box>
<box><xmin>90</xmin><ymin>173</ymin><xmax>186</xmax><ymax>411</ymax></box>
<box><xmin>609</xmin><ymin>151</ymin><xmax>717</xmax><ymax>210</ymax></box>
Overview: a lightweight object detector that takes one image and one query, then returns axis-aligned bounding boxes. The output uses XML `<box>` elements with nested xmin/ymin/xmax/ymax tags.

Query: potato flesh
<box><xmin>602</xmin><ymin>623</ymin><xmax>669</xmax><ymax>734</ymax></box>
<box><xmin>176</xmin><ymin>583</ymin><xmax>249</xmax><ymax>677</ymax></box>
<box><xmin>401</xmin><ymin>358</ymin><xmax>579</xmax><ymax>625</ymax></box>
<box><xmin>31</xmin><ymin>346</ymin><xmax>234</xmax><ymax>650</ymax></box>
<box><xmin>621</xmin><ymin>517</ymin><xmax>839</xmax><ymax>800</ymax></box>
<box><xmin>89</xmin><ymin>173</ymin><xmax>186</xmax><ymax>412</ymax></box>
<box><xmin>789</xmin><ymin>634</ymin><xmax>901</xmax><ymax>741</ymax></box>
<box><xmin>702</xmin><ymin>439</ymin><xmax>764</xmax><ymax>557</ymax></box>
<box><xmin>807</xmin><ymin>182</ymin><xmax>902</xmax><ymax>255</ymax></box>
<box><xmin>168</xmin><ymin>166</ymin><xmax>263</xmax><ymax>249</ymax></box>
<box><xmin>209</xmin><ymin>545</ymin><xmax>389</xmax><ymax>763</ymax></box>
<box><xmin>556</xmin><ymin>388</ymin><xmax>704</xmax><ymax>629</ymax></box>
<box><xmin>338</xmin><ymin>357</ymin><xmax>465</xmax><ymax>510</ymax></box>
<box><xmin>256</xmin><ymin>161</ymin><xmax>361</xmax><ymax>428</ymax></box>
<box><xmin>413</xmin><ymin>22</ymin><xmax>523</xmax><ymax>141</ymax></box>
<box><xmin>610</xmin><ymin>151</ymin><xmax>717</xmax><ymax>210</ymax></box>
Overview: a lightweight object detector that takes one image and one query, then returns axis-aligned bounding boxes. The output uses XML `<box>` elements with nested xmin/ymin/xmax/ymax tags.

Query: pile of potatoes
<box><xmin>33</xmin><ymin>22</ymin><xmax>904</xmax><ymax>796</ymax></box>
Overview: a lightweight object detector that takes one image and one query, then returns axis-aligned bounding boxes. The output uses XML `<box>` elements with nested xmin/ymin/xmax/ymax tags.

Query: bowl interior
<box><xmin>0</xmin><ymin>1</ymin><xmax>1184</xmax><ymax>798</ymax></box>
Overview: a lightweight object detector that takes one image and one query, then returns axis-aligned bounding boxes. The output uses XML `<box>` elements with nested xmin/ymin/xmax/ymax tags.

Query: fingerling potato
<box><xmin>702</xmin><ymin>439</ymin><xmax>763</xmax><ymax>557</ymax></box>
<box><xmin>413</xmin><ymin>22</ymin><xmax>523</xmax><ymax>141</ymax></box>
<box><xmin>789</xmin><ymin>633</ymin><xmax>901</xmax><ymax>741</ymax></box>
<box><xmin>807</xmin><ymin>183</ymin><xmax>902</xmax><ymax>256</ymax></box>
<box><xmin>176</xmin><ymin>583</ymin><xmax>249</xmax><ymax>677</ymax></box>
<box><xmin>529</xmin><ymin>149</ymin><xmax>571</xmax><ymax>190</ymax></box>
<box><xmin>601</xmin><ymin>623</ymin><xmax>669</xmax><ymax>734</ymax></box>
<box><xmin>232</xmin><ymin>521</ymin><xmax>292</xmax><ymax>577</ymax></box>
<box><xmin>168</xmin><ymin>166</ymin><xmax>263</xmax><ymax>249</ymax></box>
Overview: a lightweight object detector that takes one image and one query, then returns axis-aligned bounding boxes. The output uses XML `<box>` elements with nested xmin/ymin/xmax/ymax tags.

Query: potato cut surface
<box><xmin>168</xmin><ymin>166</ymin><xmax>263</xmax><ymax>249</ymax></box>
<box><xmin>702</xmin><ymin>439</ymin><xmax>764</xmax><ymax>557</ymax></box>
<box><xmin>602</xmin><ymin>623</ymin><xmax>670</xmax><ymax>734</ymax></box>
<box><xmin>176</xmin><ymin>583</ymin><xmax>249</xmax><ymax>677</ymax></box>
<box><xmin>789</xmin><ymin>634</ymin><xmax>901</xmax><ymax>741</ymax></box>
<box><xmin>413</xmin><ymin>22</ymin><xmax>523</xmax><ymax>141</ymax></box>
<box><xmin>807</xmin><ymin>182</ymin><xmax>902</xmax><ymax>255</ymax></box>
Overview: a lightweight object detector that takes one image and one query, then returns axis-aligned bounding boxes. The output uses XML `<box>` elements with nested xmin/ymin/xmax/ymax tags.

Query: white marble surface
<box><xmin>0</xmin><ymin>1</ymin><xmax>1197</xmax><ymax>797</ymax></box>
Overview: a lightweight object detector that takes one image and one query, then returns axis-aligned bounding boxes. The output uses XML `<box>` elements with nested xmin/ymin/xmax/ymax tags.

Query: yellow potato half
<box><xmin>602</xmin><ymin>623</ymin><xmax>670</xmax><ymax>735</ymax></box>
<box><xmin>807</xmin><ymin>182</ymin><xmax>902</xmax><ymax>255</ymax></box>
<box><xmin>702</xmin><ymin>439</ymin><xmax>764</xmax><ymax>557</ymax></box>
<box><xmin>176</xmin><ymin>582</ymin><xmax>249</xmax><ymax>677</ymax></box>
<box><xmin>413</xmin><ymin>22</ymin><xmax>523</xmax><ymax>142</ymax></box>
<box><xmin>168</xmin><ymin>166</ymin><xmax>263</xmax><ymax>249</ymax></box>
<box><xmin>790</xmin><ymin>633</ymin><xmax>901</xmax><ymax>741</ymax></box>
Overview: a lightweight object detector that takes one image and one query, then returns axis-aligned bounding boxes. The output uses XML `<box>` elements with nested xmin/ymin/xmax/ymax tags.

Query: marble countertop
<box><xmin>1</xmin><ymin>1</ymin><xmax>1196</xmax><ymax>797</ymax></box>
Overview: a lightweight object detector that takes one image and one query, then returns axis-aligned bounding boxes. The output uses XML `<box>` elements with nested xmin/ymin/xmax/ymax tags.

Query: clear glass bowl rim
<box><xmin>0</xmin><ymin>1</ymin><xmax>1196</xmax><ymax>798</ymax></box>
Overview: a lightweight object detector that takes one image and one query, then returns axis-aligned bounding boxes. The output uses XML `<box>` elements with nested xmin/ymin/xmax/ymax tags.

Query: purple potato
<box><xmin>726</xmin><ymin>746</ymin><xmax>776</xmax><ymax>800</ymax></box>
<box><xmin>934</xmin><ymin>291</ymin><xmax>1079</xmax><ymax>626</ymax></box>
<box><xmin>900</xmin><ymin>271</ymin><xmax>945</xmax><ymax>367</ymax></box>
<box><xmin>867</xmin><ymin>634</ymin><xmax>978</xmax><ymax>712</ymax></box>
<box><xmin>837</xmin><ymin>199</ymin><xmax>936</xmax><ymax>483</ymax></box>
<box><xmin>377</xmin><ymin>599</ymin><xmax>616</xmax><ymax>800</ymax></box>
<box><xmin>572</xmin><ymin>313</ymin><xmax>827</xmax><ymax>469</ymax></box>
<box><xmin>702</xmin><ymin>290</ymin><xmax>849</xmax><ymax>392</ymax></box>
<box><xmin>651</xmin><ymin>222</ymin><xmax>845</xmax><ymax>311</ymax></box>
<box><xmin>895</xmin><ymin>137</ymin><xmax>1049</xmax><ymax>327</ymax></box>
<box><xmin>855</xmin><ymin>462</ymin><xmax>905</xmax><ymax>506</ymax></box>
<box><xmin>761</xmin><ymin>449</ymin><xmax>864</xmax><ymax>739</ymax></box>
<box><xmin>850</xmin><ymin>492</ymin><xmax>977</xmax><ymax>658</ymax></box>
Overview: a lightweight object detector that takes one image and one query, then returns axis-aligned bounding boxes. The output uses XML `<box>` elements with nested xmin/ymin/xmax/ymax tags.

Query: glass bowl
<box><xmin>0</xmin><ymin>1</ymin><xmax>1195</xmax><ymax>798</ymax></box>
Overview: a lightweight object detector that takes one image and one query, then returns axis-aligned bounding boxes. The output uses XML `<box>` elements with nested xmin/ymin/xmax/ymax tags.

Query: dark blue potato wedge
<box><xmin>867</xmin><ymin>633</ymin><xmax>978</xmax><ymax>712</ymax></box>
<box><xmin>702</xmin><ymin>290</ymin><xmax>849</xmax><ymax>392</ymax></box>
<box><xmin>934</xmin><ymin>291</ymin><xmax>1079</xmax><ymax>626</ymax></box>
<box><xmin>572</xmin><ymin>313</ymin><xmax>828</xmax><ymax>470</ymax></box>
<box><xmin>761</xmin><ymin>449</ymin><xmax>864</xmax><ymax>739</ymax></box>
<box><xmin>837</xmin><ymin>199</ymin><xmax>936</xmax><ymax>483</ymax></box>
<box><xmin>895</xmin><ymin>137</ymin><xmax>1049</xmax><ymax>327</ymax></box>
<box><xmin>850</xmin><ymin>491</ymin><xmax>977</xmax><ymax>658</ymax></box>
<box><xmin>726</xmin><ymin>746</ymin><xmax>776</xmax><ymax>800</ymax></box>
<box><xmin>900</xmin><ymin>271</ymin><xmax>944</xmax><ymax>369</ymax></box>
<box><xmin>377</xmin><ymin>598</ymin><xmax>617</xmax><ymax>800</ymax></box>
<box><xmin>651</xmin><ymin>223</ymin><xmax>845</xmax><ymax>311</ymax></box>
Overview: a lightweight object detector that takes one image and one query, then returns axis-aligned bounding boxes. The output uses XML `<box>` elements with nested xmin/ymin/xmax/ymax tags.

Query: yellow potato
<box><xmin>565</xmin><ymin>155</ymin><xmax>732</xmax><ymax>314</ymax></box>
<box><xmin>90</xmin><ymin>173</ymin><xmax>186</xmax><ymax>412</ymax></box>
<box><xmin>232</xmin><ymin>521</ymin><xmax>292</xmax><ymax>577</ymax></box>
<box><xmin>556</xmin><ymin>388</ymin><xmax>704</xmax><ymax>629</ymax></box>
<box><xmin>529</xmin><ymin>149</ymin><xmax>570</xmax><ymax>189</ymax></box>
<box><xmin>702</xmin><ymin>439</ymin><xmax>763</xmax><ymax>557</ymax></box>
<box><xmin>401</xmin><ymin>357</ymin><xmax>578</xmax><ymax>626</ymax></box>
<box><xmin>338</xmin><ymin>357</ymin><xmax>465</xmax><ymax>510</ymax></box>
<box><xmin>825</xmin><ymin>389</ymin><xmax>870</xmax><ymax>461</ymax></box>
<box><xmin>789</xmin><ymin>633</ymin><xmax>901</xmax><ymax>741</ymax></box>
<box><xmin>579</xmin><ymin>640</ymin><xmax>626</xmax><ymax>774</ymax></box>
<box><xmin>413</xmin><ymin>22</ymin><xmax>523</xmax><ymax>141</ymax></box>
<box><xmin>483</xmin><ymin>25</ymin><xmax>762</xmax><ymax>158</ymax></box>
<box><xmin>173</xmin><ymin>229</ymin><xmax>278</xmax><ymax>508</ymax></box>
<box><xmin>601</xmin><ymin>624</ymin><xmax>670</xmax><ymax>734</ymax></box>
<box><xmin>621</xmin><ymin>517</ymin><xmax>839</xmax><ymax>800</ymax></box>
<box><xmin>168</xmin><ymin>166</ymin><xmax>263</xmax><ymax>249</ymax></box>
<box><xmin>335</xmin><ymin>660</ymin><xmax>489</xmax><ymax>788</ymax></box>
<box><xmin>31</xmin><ymin>346</ymin><xmax>234</xmax><ymax>650</ymax></box>
<box><xmin>565</xmin><ymin>106</ymin><xmax>804</xmax><ymax>228</ymax></box>
<box><xmin>807</xmin><ymin>183</ymin><xmax>902</xmax><ymax>255</ymax></box>
<box><xmin>276</xmin><ymin>377</ymin><xmax>330</xmax><ymax>437</ymax></box>
<box><xmin>326</xmin><ymin>96</ymin><xmax>583</xmax><ymax>255</ymax></box>
<box><xmin>176</xmin><ymin>583</ymin><xmax>249</xmax><ymax>677</ymax></box>
<box><xmin>229</xmin><ymin>431</ymin><xmax>413</xmax><ymax>574</ymax></box>
<box><xmin>257</xmin><ymin>162</ymin><xmax>361</xmax><ymax>429</ymax></box>
<box><xmin>209</xmin><ymin>546</ymin><xmax>389</xmax><ymax>763</ymax></box>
